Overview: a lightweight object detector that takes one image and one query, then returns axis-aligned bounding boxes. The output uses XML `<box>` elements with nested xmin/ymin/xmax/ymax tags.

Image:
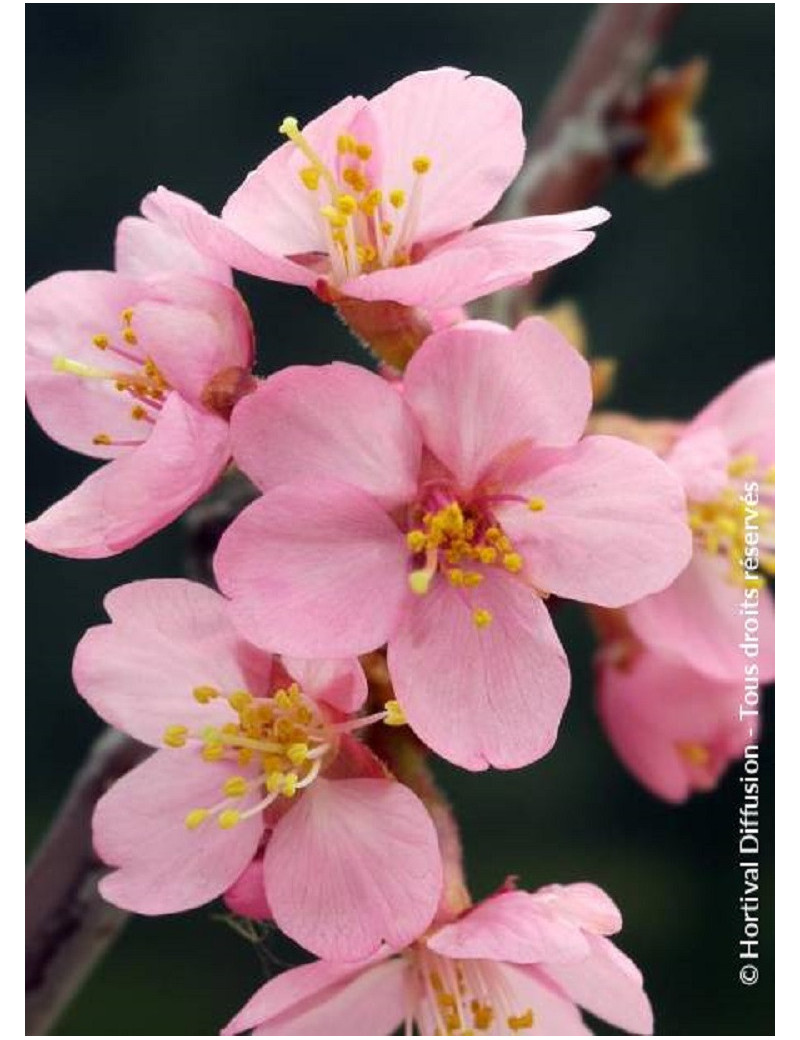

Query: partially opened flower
<box><xmin>25</xmin><ymin>210</ymin><xmax>255</xmax><ymax>558</ymax></box>
<box><xmin>222</xmin><ymin>881</ymin><xmax>653</xmax><ymax>1036</ymax></box>
<box><xmin>215</xmin><ymin>317</ymin><xmax>691</xmax><ymax>771</ymax></box>
<box><xmin>624</xmin><ymin>360</ymin><xmax>775</xmax><ymax>681</ymax></box>
<box><xmin>75</xmin><ymin>578</ymin><xmax>443</xmax><ymax>961</ymax></box>
<box><xmin>141</xmin><ymin>67</ymin><xmax>608</xmax><ymax>366</ymax></box>
<box><xmin>595</xmin><ymin>637</ymin><xmax>754</xmax><ymax>803</ymax></box>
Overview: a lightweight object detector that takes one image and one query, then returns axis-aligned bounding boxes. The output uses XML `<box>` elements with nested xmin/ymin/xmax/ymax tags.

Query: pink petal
<box><xmin>215</xmin><ymin>481</ymin><xmax>408</xmax><ymax>657</ymax></box>
<box><xmin>263</xmin><ymin>777</ymin><xmax>442</xmax><ymax>960</ymax></box>
<box><xmin>626</xmin><ymin>552</ymin><xmax>775</xmax><ymax>682</ymax></box>
<box><xmin>94</xmin><ymin>749</ymin><xmax>262</xmax><ymax>914</ymax></box>
<box><xmin>388</xmin><ymin>569</ymin><xmax>570</xmax><ymax>770</ymax></box>
<box><xmin>688</xmin><ymin>359</ymin><xmax>775</xmax><ymax>465</ymax></box>
<box><xmin>666</xmin><ymin>426</ymin><xmax>730</xmax><ymax>501</ymax></box>
<box><xmin>73</xmin><ymin>578</ymin><xmax>261</xmax><ymax>746</ymax></box>
<box><xmin>221</xmin><ymin>96</ymin><xmax>368</xmax><ymax>256</ymax></box>
<box><xmin>488</xmin><ymin>964</ymin><xmax>591</xmax><ymax>1036</ymax></box>
<box><xmin>230</xmin><ymin>364</ymin><xmax>421</xmax><ymax>508</ymax></box>
<box><xmin>222</xmin><ymin>953</ymin><xmax>403</xmax><ymax>1036</ymax></box>
<box><xmin>532</xmin><ymin>882</ymin><xmax>622</xmax><ymax>936</ymax></box>
<box><xmin>281</xmin><ymin>656</ymin><xmax>368</xmax><ymax>714</ymax></box>
<box><xmin>26</xmin><ymin>271</ymin><xmax>156</xmax><ymax>459</ymax></box>
<box><xmin>427</xmin><ymin>890</ymin><xmax>590</xmax><ymax>964</ymax></box>
<box><xmin>141</xmin><ymin>187</ymin><xmax>317</xmax><ymax>286</ymax></box>
<box><xmin>367</xmin><ymin>68</ymin><xmax>524</xmax><ymax>240</ymax></box>
<box><xmin>498</xmin><ymin>435</ymin><xmax>692</xmax><ymax>606</ymax></box>
<box><xmin>114</xmin><ymin>215</ymin><xmax>233</xmax><ymax>284</ymax></box>
<box><xmin>223</xmin><ymin>858</ymin><xmax>272</xmax><ymax>921</ymax></box>
<box><xmin>133</xmin><ymin>274</ymin><xmax>254</xmax><ymax>410</ymax></box>
<box><xmin>26</xmin><ymin>394</ymin><xmax>230</xmax><ymax>558</ymax></box>
<box><xmin>541</xmin><ymin>934</ymin><xmax>654</xmax><ymax>1035</ymax></box>
<box><xmin>402</xmin><ymin>318</ymin><xmax>591</xmax><ymax>492</ymax></box>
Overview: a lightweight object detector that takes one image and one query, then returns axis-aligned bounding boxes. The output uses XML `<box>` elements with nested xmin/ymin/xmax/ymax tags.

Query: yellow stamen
<box><xmin>185</xmin><ymin>809</ymin><xmax>209</xmax><ymax>830</ymax></box>
<box><xmin>473</xmin><ymin>608</ymin><xmax>493</xmax><ymax>629</ymax></box>
<box><xmin>299</xmin><ymin>166</ymin><xmax>321</xmax><ymax>191</ymax></box>
<box><xmin>282</xmin><ymin>772</ymin><xmax>299</xmax><ymax>798</ymax></box>
<box><xmin>192</xmin><ymin>685</ymin><xmax>219</xmax><ymax>704</ymax></box>
<box><xmin>223</xmin><ymin>775</ymin><xmax>249</xmax><ymax>798</ymax></box>
<box><xmin>503</xmin><ymin>552</ymin><xmax>523</xmax><ymax>573</ymax></box>
<box><xmin>218</xmin><ymin>809</ymin><xmax>241</xmax><ymax>829</ymax></box>
<box><xmin>355</xmin><ymin>142</ymin><xmax>373</xmax><ymax>160</ymax></box>
<box><xmin>409</xmin><ymin>569</ymin><xmax>434</xmax><ymax>595</ymax></box>
<box><xmin>336</xmin><ymin>193</ymin><xmax>358</xmax><ymax>216</ymax></box>
<box><xmin>286</xmin><ymin>742</ymin><xmax>309</xmax><ymax>766</ymax></box>
<box><xmin>384</xmin><ymin>699</ymin><xmax>407</xmax><ymax>726</ymax></box>
<box><xmin>412</xmin><ymin>155</ymin><xmax>432</xmax><ymax>174</ymax></box>
<box><xmin>163</xmin><ymin>725</ymin><xmax>188</xmax><ymax>748</ymax></box>
<box><xmin>508</xmin><ymin>1010</ymin><xmax>534</xmax><ymax>1031</ymax></box>
<box><xmin>528</xmin><ymin>497</ymin><xmax>546</xmax><ymax>512</ymax></box>
<box><xmin>678</xmin><ymin>742</ymin><xmax>711</xmax><ymax>768</ymax></box>
<box><xmin>92</xmin><ymin>433</ymin><xmax>112</xmax><ymax>446</ymax></box>
<box><xmin>92</xmin><ymin>334</ymin><xmax>110</xmax><ymax>350</ymax></box>
<box><xmin>389</xmin><ymin>189</ymin><xmax>406</xmax><ymax>209</ymax></box>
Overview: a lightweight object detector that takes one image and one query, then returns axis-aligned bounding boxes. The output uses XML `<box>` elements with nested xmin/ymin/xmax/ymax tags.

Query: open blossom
<box><xmin>25</xmin><ymin>211</ymin><xmax>255</xmax><ymax>558</ymax></box>
<box><xmin>215</xmin><ymin>318</ymin><xmax>691</xmax><ymax>771</ymax></box>
<box><xmin>595</xmin><ymin>632</ymin><xmax>754</xmax><ymax>803</ymax></box>
<box><xmin>624</xmin><ymin>360</ymin><xmax>775</xmax><ymax>682</ymax></box>
<box><xmin>140</xmin><ymin>68</ymin><xmax>608</xmax><ymax>336</ymax></box>
<box><xmin>222</xmin><ymin>881</ymin><xmax>653</xmax><ymax>1036</ymax></box>
<box><xmin>75</xmin><ymin>579</ymin><xmax>443</xmax><ymax>961</ymax></box>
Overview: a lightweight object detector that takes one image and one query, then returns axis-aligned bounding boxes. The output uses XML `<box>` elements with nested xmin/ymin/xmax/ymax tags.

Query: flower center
<box><xmin>413</xmin><ymin>948</ymin><xmax>535</xmax><ymax>1036</ymax></box>
<box><xmin>405</xmin><ymin>498</ymin><xmax>545</xmax><ymax>630</ymax></box>
<box><xmin>279</xmin><ymin>116</ymin><xmax>432</xmax><ymax>283</ymax></box>
<box><xmin>163</xmin><ymin>682</ymin><xmax>406</xmax><ymax>831</ymax></box>
<box><xmin>688</xmin><ymin>452</ymin><xmax>775</xmax><ymax>585</ymax></box>
<box><xmin>52</xmin><ymin>307</ymin><xmax>170</xmax><ymax>449</ymax></box>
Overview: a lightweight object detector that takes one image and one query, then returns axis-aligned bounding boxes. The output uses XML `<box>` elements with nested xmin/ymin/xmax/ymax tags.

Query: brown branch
<box><xmin>486</xmin><ymin>3</ymin><xmax>684</xmax><ymax>320</ymax></box>
<box><xmin>26</xmin><ymin>729</ymin><xmax>148</xmax><ymax>1035</ymax></box>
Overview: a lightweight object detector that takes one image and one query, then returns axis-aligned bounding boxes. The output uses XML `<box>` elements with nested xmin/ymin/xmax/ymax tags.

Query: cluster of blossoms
<box><xmin>27</xmin><ymin>68</ymin><xmax>773</xmax><ymax>1034</ymax></box>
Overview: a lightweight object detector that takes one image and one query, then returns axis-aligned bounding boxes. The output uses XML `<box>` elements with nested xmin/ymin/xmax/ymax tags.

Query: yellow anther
<box><xmin>121</xmin><ymin>307</ymin><xmax>134</xmax><ymax>325</ymax></box>
<box><xmin>342</xmin><ymin>166</ymin><xmax>368</xmax><ymax>192</ymax></box>
<box><xmin>184</xmin><ymin>808</ymin><xmax>209</xmax><ymax>830</ymax></box>
<box><xmin>336</xmin><ymin>194</ymin><xmax>358</xmax><ymax>216</ymax></box>
<box><xmin>447</xmin><ymin>568</ymin><xmax>465</xmax><ymax>587</ymax></box>
<box><xmin>274</xmin><ymin>688</ymin><xmax>293</xmax><ymax>710</ymax></box>
<box><xmin>286</xmin><ymin>742</ymin><xmax>309</xmax><ymax>766</ymax></box>
<box><xmin>478</xmin><ymin>546</ymin><xmax>497</xmax><ymax>564</ymax></box>
<box><xmin>485</xmin><ymin>527</ymin><xmax>502</xmax><ymax>543</ymax></box>
<box><xmin>463</xmin><ymin>571</ymin><xmax>484</xmax><ymax>587</ymax></box>
<box><xmin>282</xmin><ymin>772</ymin><xmax>299</xmax><ymax>798</ymax></box>
<box><xmin>202</xmin><ymin>743</ymin><xmax>225</xmax><ymax>762</ymax></box>
<box><xmin>336</xmin><ymin>133</ymin><xmax>357</xmax><ymax>154</ymax></box>
<box><xmin>192</xmin><ymin>685</ymin><xmax>219</xmax><ymax>704</ymax></box>
<box><xmin>406</xmin><ymin>530</ymin><xmax>427</xmax><ymax>552</ymax></box>
<box><xmin>299</xmin><ymin>166</ymin><xmax>321</xmax><ymax>190</ymax></box>
<box><xmin>355</xmin><ymin>142</ymin><xmax>373</xmax><ymax>160</ymax></box>
<box><xmin>218</xmin><ymin>809</ymin><xmax>241</xmax><ymax>829</ymax></box>
<box><xmin>228</xmin><ymin>690</ymin><xmax>253</xmax><ymax>712</ymax></box>
<box><xmin>365</xmin><ymin>188</ymin><xmax>382</xmax><ymax>207</ymax></box>
<box><xmin>279</xmin><ymin>116</ymin><xmax>300</xmax><ymax>137</ymax></box>
<box><xmin>508</xmin><ymin>1010</ymin><xmax>534</xmax><ymax>1031</ymax></box>
<box><xmin>320</xmin><ymin>205</ymin><xmax>348</xmax><ymax>228</ymax></box>
<box><xmin>409</xmin><ymin>569</ymin><xmax>434</xmax><ymax>595</ymax></box>
<box><xmin>473</xmin><ymin>608</ymin><xmax>493</xmax><ymax>629</ymax></box>
<box><xmin>130</xmin><ymin>404</ymin><xmax>147</xmax><ymax>421</ymax></box>
<box><xmin>764</xmin><ymin>465</ymin><xmax>775</xmax><ymax>484</ymax></box>
<box><xmin>92</xmin><ymin>433</ymin><xmax>112</xmax><ymax>446</ymax></box>
<box><xmin>163</xmin><ymin>725</ymin><xmax>188</xmax><ymax>748</ymax></box>
<box><xmin>727</xmin><ymin>453</ymin><xmax>758</xmax><ymax>478</ymax></box>
<box><xmin>122</xmin><ymin>328</ymin><xmax>138</xmax><ymax>346</ymax></box>
<box><xmin>237</xmin><ymin>748</ymin><xmax>253</xmax><ymax>766</ymax></box>
<box><xmin>380</xmin><ymin>220</ymin><xmax>394</xmax><ymax>237</ymax></box>
<box><xmin>503</xmin><ymin>552</ymin><xmax>523</xmax><ymax>573</ymax></box>
<box><xmin>472</xmin><ymin>1003</ymin><xmax>494</xmax><ymax>1030</ymax></box>
<box><xmin>528</xmin><ymin>497</ymin><xmax>546</xmax><ymax>512</ymax></box>
<box><xmin>384</xmin><ymin>699</ymin><xmax>407</xmax><ymax>726</ymax></box>
<box><xmin>412</xmin><ymin>155</ymin><xmax>432</xmax><ymax>174</ymax></box>
<box><xmin>389</xmin><ymin>189</ymin><xmax>406</xmax><ymax>209</ymax></box>
<box><xmin>266</xmin><ymin>771</ymin><xmax>284</xmax><ymax>794</ymax></box>
<box><xmin>223</xmin><ymin>775</ymin><xmax>249</xmax><ymax>798</ymax></box>
<box><xmin>92</xmin><ymin>334</ymin><xmax>109</xmax><ymax>350</ymax></box>
<box><xmin>678</xmin><ymin>741</ymin><xmax>711</xmax><ymax>767</ymax></box>
<box><xmin>356</xmin><ymin>244</ymin><xmax>377</xmax><ymax>265</ymax></box>
<box><xmin>53</xmin><ymin>356</ymin><xmax>108</xmax><ymax>378</ymax></box>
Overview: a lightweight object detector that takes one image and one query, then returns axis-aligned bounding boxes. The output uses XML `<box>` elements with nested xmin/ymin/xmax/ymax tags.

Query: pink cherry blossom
<box><xmin>215</xmin><ymin>318</ymin><xmax>692</xmax><ymax>771</ymax></box>
<box><xmin>625</xmin><ymin>360</ymin><xmax>775</xmax><ymax>681</ymax></box>
<box><xmin>25</xmin><ymin>211</ymin><xmax>255</xmax><ymax>558</ymax></box>
<box><xmin>140</xmin><ymin>68</ymin><xmax>608</xmax><ymax>317</ymax></box>
<box><xmin>222</xmin><ymin>881</ymin><xmax>653</xmax><ymax>1036</ymax></box>
<box><xmin>74</xmin><ymin>578</ymin><xmax>443</xmax><ymax>961</ymax></box>
<box><xmin>596</xmin><ymin>641</ymin><xmax>755</xmax><ymax>803</ymax></box>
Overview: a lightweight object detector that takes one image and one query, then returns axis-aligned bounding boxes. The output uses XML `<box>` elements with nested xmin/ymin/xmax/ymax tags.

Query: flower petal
<box><xmin>367</xmin><ymin>68</ymin><xmax>524</xmax><ymax>240</ymax></box>
<box><xmin>73</xmin><ymin>579</ymin><xmax>260</xmax><ymax>746</ymax></box>
<box><xmin>281</xmin><ymin>656</ymin><xmax>368</xmax><ymax>714</ymax></box>
<box><xmin>541</xmin><ymin>934</ymin><xmax>654</xmax><ymax>1035</ymax></box>
<box><xmin>230</xmin><ymin>364</ymin><xmax>421</xmax><ymax>508</ymax></box>
<box><xmin>115</xmin><ymin>215</ymin><xmax>233</xmax><ymax>284</ymax></box>
<box><xmin>687</xmin><ymin>359</ymin><xmax>775</xmax><ymax>465</ymax></box>
<box><xmin>402</xmin><ymin>318</ymin><xmax>591</xmax><ymax>491</ymax></box>
<box><xmin>223</xmin><ymin>858</ymin><xmax>272</xmax><ymax>921</ymax></box>
<box><xmin>222</xmin><ymin>953</ymin><xmax>403</xmax><ymax>1036</ymax></box>
<box><xmin>499</xmin><ymin>435</ymin><xmax>692</xmax><ymax>607</ymax></box>
<box><xmin>263</xmin><ymin>778</ymin><xmax>442</xmax><ymax>961</ymax></box>
<box><xmin>427</xmin><ymin>890</ymin><xmax>589</xmax><ymax>964</ymax></box>
<box><xmin>94</xmin><ymin>749</ymin><xmax>262</xmax><ymax>914</ymax></box>
<box><xmin>26</xmin><ymin>394</ymin><xmax>230</xmax><ymax>558</ymax></box>
<box><xmin>388</xmin><ymin>569</ymin><xmax>570</xmax><ymax>770</ymax></box>
<box><xmin>533</xmin><ymin>882</ymin><xmax>623</xmax><ymax>937</ymax></box>
<box><xmin>626</xmin><ymin>552</ymin><xmax>775</xmax><ymax>682</ymax></box>
<box><xmin>215</xmin><ymin>481</ymin><xmax>408</xmax><ymax>657</ymax></box>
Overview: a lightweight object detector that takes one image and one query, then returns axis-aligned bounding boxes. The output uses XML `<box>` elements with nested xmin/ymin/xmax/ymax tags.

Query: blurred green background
<box><xmin>26</xmin><ymin>4</ymin><xmax>774</xmax><ymax>1035</ymax></box>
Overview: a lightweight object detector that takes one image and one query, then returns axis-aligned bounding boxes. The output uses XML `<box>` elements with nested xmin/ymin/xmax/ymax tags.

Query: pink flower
<box><xmin>596</xmin><ymin>641</ymin><xmax>755</xmax><ymax>803</ymax></box>
<box><xmin>26</xmin><ymin>210</ymin><xmax>255</xmax><ymax>558</ymax></box>
<box><xmin>75</xmin><ymin>578</ymin><xmax>443</xmax><ymax>961</ymax></box>
<box><xmin>141</xmin><ymin>68</ymin><xmax>608</xmax><ymax>316</ymax></box>
<box><xmin>625</xmin><ymin>360</ymin><xmax>775</xmax><ymax>681</ymax></box>
<box><xmin>215</xmin><ymin>318</ymin><xmax>691</xmax><ymax>771</ymax></box>
<box><xmin>222</xmin><ymin>881</ymin><xmax>654</xmax><ymax>1036</ymax></box>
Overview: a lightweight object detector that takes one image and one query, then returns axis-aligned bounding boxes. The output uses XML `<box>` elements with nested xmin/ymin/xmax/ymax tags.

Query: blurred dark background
<box><xmin>26</xmin><ymin>4</ymin><xmax>774</xmax><ymax>1035</ymax></box>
